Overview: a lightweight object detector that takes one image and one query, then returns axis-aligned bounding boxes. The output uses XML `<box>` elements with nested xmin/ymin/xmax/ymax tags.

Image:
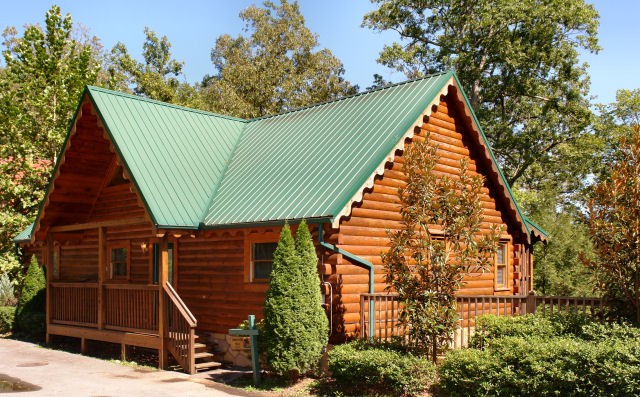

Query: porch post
<box><xmin>97</xmin><ymin>227</ymin><xmax>105</xmax><ymax>329</ymax></box>
<box><xmin>45</xmin><ymin>234</ymin><xmax>53</xmax><ymax>344</ymax></box>
<box><xmin>158</xmin><ymin>238</ymin><xmax>168</xmax><ymax>369</ymax></box>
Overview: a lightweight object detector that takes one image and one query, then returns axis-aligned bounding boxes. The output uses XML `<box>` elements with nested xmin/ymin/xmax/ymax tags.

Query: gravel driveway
<box><xmin>0</xmin><ymin>338</ymin><xmax>254</xmax><ymax>396</ymax></box>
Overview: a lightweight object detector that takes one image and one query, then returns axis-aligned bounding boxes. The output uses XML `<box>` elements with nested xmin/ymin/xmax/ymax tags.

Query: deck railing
<box><xmin>163</xmin><ymin>283</ymin><xmax>197</xmax><ymax>374</ymax></box>
<box><xmin>103</xmin><ymin>284</ymin><xmax>160</xmax><ymax>333</ymax></box>
<box><xmin>50</xmin><ymin>282</ymin><xmax>99</xmax><ymax>327</ymax></box>
<box><xmin>360</xmin><ymin>292</ymin><xmax>604</xmax><ymax>348</ymax></box>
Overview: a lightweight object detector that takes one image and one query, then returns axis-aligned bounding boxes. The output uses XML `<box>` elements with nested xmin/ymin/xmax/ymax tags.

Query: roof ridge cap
<box><xmin>247</xmin><ymin>70</ymin><xmax>453</xmax><ymax>123</ymax></box>
<box><xmin>86</xmin><ymin>85</ymin><xmax>249</xmax><ymax>123</ymax></box>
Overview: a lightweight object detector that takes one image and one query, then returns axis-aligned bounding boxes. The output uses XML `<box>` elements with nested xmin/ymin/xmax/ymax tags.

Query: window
<box><xmin>109</xmin><ymin>243</ymin><xmax>130</xmax><ymax>280</ymax></box>
<box><xmin>252</xmin><ymin>242</ymin><xmax>278</xmax><ymax>281</ymax></box>
<box><xmin>495</xmin><ymin>243</ymin><xmax>508</xmax><ymax>289</ymax></box>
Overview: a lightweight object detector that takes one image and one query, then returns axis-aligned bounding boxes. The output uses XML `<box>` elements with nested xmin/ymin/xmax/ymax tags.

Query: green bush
<box><xmin>469</xmin><ymin>311</ymin><xmax>596</xmax><ymax>348</ymax></box>
<box><xmin>262</xmin><ymin>221</ymin><xmax>329</xmax><ymax>377</ymax></box>
<box><xmin>440</xmin><ymin>335</ymin><xmax>640</xmax><ymax>397</ymax></box>
<box><xmin>441</xmin><ymin>313</ymin><xmax>640</xmax><ymax>396</ymax></box>
<box><xmin>329</xmin><ymin>341</ymin><xmax>436</xmax><ymax>397</ymax></box>
<box><xmin>0</xmin><ymin>306</ymin><xmax>15</xmax><ymax>333</ymax></box>
<box><xmin>14</xmin><ymin>256</ymin><xmax>45</xmax><ymax>338</ymax></box>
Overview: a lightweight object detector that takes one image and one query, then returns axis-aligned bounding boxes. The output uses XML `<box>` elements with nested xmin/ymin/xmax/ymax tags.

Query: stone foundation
<box><xmin>204</xmin><ymin>332</ymin><xmax>252</xmax><ymax>368</ymax></box>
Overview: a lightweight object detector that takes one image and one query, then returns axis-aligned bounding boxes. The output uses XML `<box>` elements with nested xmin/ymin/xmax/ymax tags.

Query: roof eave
<box><xmin>199</xmin><ymin>216</ymin><xmax>333</xmax><ymax>231</ymax></box>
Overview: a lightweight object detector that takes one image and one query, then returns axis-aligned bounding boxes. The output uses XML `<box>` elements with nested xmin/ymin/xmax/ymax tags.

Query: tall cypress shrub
<box><xmin>294</xmin><ymin>220</ymin><xmax>329</xmax><ymax>366</ymax></box>
<box><xmin>14</xmin><ymin>255</ymin><xmax>46</xmax><ymax>337</ymax></box>
<box><xmin>263</xmin><ymin>221</ymin><xmax>328</xmax><ymax>377</ymax></box>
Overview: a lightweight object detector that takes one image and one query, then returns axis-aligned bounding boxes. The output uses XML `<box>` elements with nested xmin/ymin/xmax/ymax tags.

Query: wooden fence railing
<box><xmin>163</xmin><ymin>283</ymin><xmax>197</xmax><ymax>374</ymax></box>
<box><xmin>50</xmin><ymin>282</ymin><xmax>98</xmax><ymax>326</ymax></box>
<box><xmin>360</xmin><ymin>292</ymin><xmax>605</xmax><ymax>348</ymax></box>
<box><xmin>104</xmin><ymin>284</ymin><xmax>160</xmax><ymax>333</ymax></box>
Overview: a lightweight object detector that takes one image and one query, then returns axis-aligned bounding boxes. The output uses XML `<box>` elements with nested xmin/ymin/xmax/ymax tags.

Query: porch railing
<box><xmin>163</xmin><ymin>283</ymin><xmax>197</xmax><ymax>374</ymax></box>
<box><xmin>104</xmin><ymin>284</ymin><xmax>160</xmax><ymax>333</ymax></box>
<box><xmin>360</xmin><ymin>292</ymin><xmax>605</xmax><ymax>348</ymax></box>
<box><xmin>50</xmin><ymin>282</ymin><xmax>99</xmax><ymax>327</ymax></box>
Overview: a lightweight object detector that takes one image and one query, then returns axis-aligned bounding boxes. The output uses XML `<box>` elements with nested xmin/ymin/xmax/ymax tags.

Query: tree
<box><xmin>517</xmin><ymin>186</ymin><xmax>596</xmax><ymax>296</ymax></box>
<box><xmin>263</xmin><ymin>221</ymin><xmax>328</xmax><ymax>376</ymax></box>
<box><xmin>585</xmin><ymin>90</ymin><xmax>640</xmax><ymax>323</ymax></box>
<box><xmin>382</xmin><ymin>135</ymin><xmax>500</xmax><ymax>360</ymax></box>
<box><xmin>0</xmin><ymin>5</ymin><xmax>102</xmax><ymax>283</ymax></box>
<box><xmin>1</xmin><ymin>5</ymin><xmax>102</xmax><ymax>162</ymax></box>
<box><xmin>109</xmin><ymin>28</ymin><xmax>203</xmax><ymax>108</ymax></box>
<box><xmin>363</xmin><ymin>0</ymin><xmax>601</xmax><ymax>190</ymax></box>
<box><xmin>13</xmin><ymin>255</ymin><xmax>45</xmax><ymax>337</ymax></box>
<box><xmin>203</xmin><ymin>0</ymin><xmax>356</xmax><ymax>118</ymax></box>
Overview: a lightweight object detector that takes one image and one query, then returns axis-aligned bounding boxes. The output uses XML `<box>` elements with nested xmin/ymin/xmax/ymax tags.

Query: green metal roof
<box><xmin>14</xmin><ymin>223</ymin><xmax>34</xmax><ymax>243</ymax></box>
<box><xmin>17</xmin><ymin>70</ymin><xmax>542</xmax><ymax>243</ymax></box>
<box><xmin>87</xmin><ymin>86</ymin><xmax>246</xmax><ymax>228</ymax></box>
<box><xmin>203</xmin><ymin>71</ymin><xmax>453</xmax><ymax>226</ymax></box>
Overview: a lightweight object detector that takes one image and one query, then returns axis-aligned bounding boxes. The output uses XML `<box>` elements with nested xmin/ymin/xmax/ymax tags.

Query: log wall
<box><xmin>330</xmin><ymin>96</ymin><xmax>526</xmax><ymax>337</ymax></box>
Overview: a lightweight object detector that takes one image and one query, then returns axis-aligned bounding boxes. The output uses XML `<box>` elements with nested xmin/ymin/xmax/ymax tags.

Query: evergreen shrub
<box><xmin>14</xmin><ymin>256</ymin><xmax>45</xmax><ymax>338</ymax></box>
<box><xmin>262</xmin><ymin>220</ymin><xmax>328</xmax><ymax>376</ymax></box>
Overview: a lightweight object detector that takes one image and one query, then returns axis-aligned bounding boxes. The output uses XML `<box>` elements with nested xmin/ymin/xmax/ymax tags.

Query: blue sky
<box><xmin>0</xmin><ymin>1</ymin><xmax>637</xmax><ymax>104</ymax></box>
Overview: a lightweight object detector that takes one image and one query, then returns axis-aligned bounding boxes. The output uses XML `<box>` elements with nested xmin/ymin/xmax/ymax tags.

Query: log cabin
<box><xmin>14</xmin><ymin>70</ymin><xmax>546</xmax><ymax>373</ymax></box>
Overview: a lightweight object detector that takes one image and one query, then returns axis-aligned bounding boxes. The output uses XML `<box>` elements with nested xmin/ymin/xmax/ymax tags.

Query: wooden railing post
<box><xmin>158</xmin><ymin>239</ymin><xmax>169</xmax><ymax>369</ymax></box>
<box><xmin>526</xmin><ymin>290</ymin><xmax>537</xmax><ymax>315</ymax></box>
<box><xmin>45</xmin><ymin>234</ymin><xmax>53</xmax><ymax>344</ymax></box>
<box><xmin>97</xmin><ymin>227</ymin><xmax>105</xmax><ymax>330</ymax></box>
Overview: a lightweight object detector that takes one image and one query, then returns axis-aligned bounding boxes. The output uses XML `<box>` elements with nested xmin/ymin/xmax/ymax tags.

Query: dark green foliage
<box><xmin>469</xmin><ymin>312</ymin><xmax>595</xmax><ymax>349</ymax></box>
<box><xmin>518</xmin><ymin>186</ymin><xmax>597</xmax><ymax>296</ymax></box>
<box><xmin>440</xmin><ymin>336</ymin><xmax>640</xmax><ymax>397</ymax></box>
<box><xmin>14</xmin><ymin>256</ymin><xmax>45</xmax><ymax>338</ymax></box>
<box><xmin>262</xmin><ymin>221</ymin><xmax>328</xmax><ymax>376</ymax></box>
<box><xmin>364</xmin><ymin>0</ymin><xmax>600</xmax><ymax>191</ymax></box>
<box><xmin>329</xmin><ymin>341</ymin><xmax>436</xmax><ymax>397</ymax></box>
<box><xmin>0</xmin><ymin>306</ymin><xmax>16</xmax><ymax>333</ymax></box>
<box><xmin>440</xmin><ymin>314</ymin><xmax>640</xmax><ymax>396</ymax></box>
<box><xmin>293</xmin><ymin>221</ymin><xmax>329</xmax><ymax>358</ymax></box>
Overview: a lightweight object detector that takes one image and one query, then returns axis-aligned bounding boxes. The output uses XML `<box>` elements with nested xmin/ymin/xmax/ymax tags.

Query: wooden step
<box><xmin>193</xmin><ymin>343</ymin><xmax>207</xmax><ymax>350</ymax></box>
<box><xmin>195</xmin><ymin>361</ymin><xmax>222</xmax><ymax>370</ymax></box>
<box><xmin>194</xmin><ymin>352</ymin><xmax>214</xmax><ymax>360</ymax></box>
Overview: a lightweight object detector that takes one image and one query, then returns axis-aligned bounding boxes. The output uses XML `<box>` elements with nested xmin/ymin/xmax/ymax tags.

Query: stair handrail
<box><xmin>163</xmin><ymin>282</ymin><xmax>197</xmax><ymax>374</ymax></box>
<box><xmin>163</xmin><ymin>282</ymin><xmax>197</xmax><ymax>326</ymax></box>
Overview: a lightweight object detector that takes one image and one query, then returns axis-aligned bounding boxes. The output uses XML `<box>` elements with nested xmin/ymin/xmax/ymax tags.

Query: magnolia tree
<box><xmin>383</xmin><ymin>135</ymin><xmax>501</xmax><ymax>360</ymax></box>
<box><xmin>586</xmin><ymin>122</ymin><xmax>640</xmax><ymax>323</ymax></box>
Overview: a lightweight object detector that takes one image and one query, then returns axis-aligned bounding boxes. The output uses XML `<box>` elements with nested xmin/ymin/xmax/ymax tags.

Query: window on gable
<box><xmin>495</xmin><ymin>242</ymin><xmax>508</xmax><ymax>289</ymax></box>
<box><xmin>252</xmin><ymin>242</ymin><xmax>278</xmax><ymax>281</ymax></box>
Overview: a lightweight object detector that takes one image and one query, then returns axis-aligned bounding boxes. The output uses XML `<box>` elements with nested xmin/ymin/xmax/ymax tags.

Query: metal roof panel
<box><xmin>203</xmin><ymin>72</ymin><xmax>453</xmax><ymax>226</ymax></box>
<box><xmin>87</xmin><ymin>87</ymin><xmax>246</xmax><ymax>228</ymax></box>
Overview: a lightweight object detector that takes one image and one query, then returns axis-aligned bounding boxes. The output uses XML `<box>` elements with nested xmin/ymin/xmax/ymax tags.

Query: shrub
<box><xmin>14</xmin><ymin>256</ymin><xmax>45</xmax><ymax>338</ymax></box>
<box><xmin>262</xmin><ymin>221</ymin><xmax>328</xmax><ymax>377</ymax></box>
<box><xmin>329</xmin><ymin>341</ymin><xmax>436</xmax><ymax>397</ymax></box>
<box><xmin>469</xmin><ymin>311</ymin><xmax>596</xmax><ymax>348</ymax></box>
<box><xmin>0</xmin><ymin>273</ymin><xmax>16</xmax><ymax>306</ymax></box>
<box><xmin>440</xmin><ymin>335</ymin><xmax>640</xmax><ymax>397</ymax></box>
<box><xmin>0</xmin><ymin>306</ymin><xmax>15</xmax><ymax>333</ymax></box>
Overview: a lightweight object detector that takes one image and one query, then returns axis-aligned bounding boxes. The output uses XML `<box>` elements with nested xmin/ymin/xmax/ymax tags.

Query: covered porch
<box><xmin>43</xmin><ymin>220</ymin><xmax>207</xmax><ymax>374</ymax></box>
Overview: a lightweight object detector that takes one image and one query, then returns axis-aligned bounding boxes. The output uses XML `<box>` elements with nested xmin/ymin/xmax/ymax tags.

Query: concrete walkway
<box><xmin>0</xmin><ymin>338</ymin><xmax>255</xmax><ymax>396</ymax></box>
